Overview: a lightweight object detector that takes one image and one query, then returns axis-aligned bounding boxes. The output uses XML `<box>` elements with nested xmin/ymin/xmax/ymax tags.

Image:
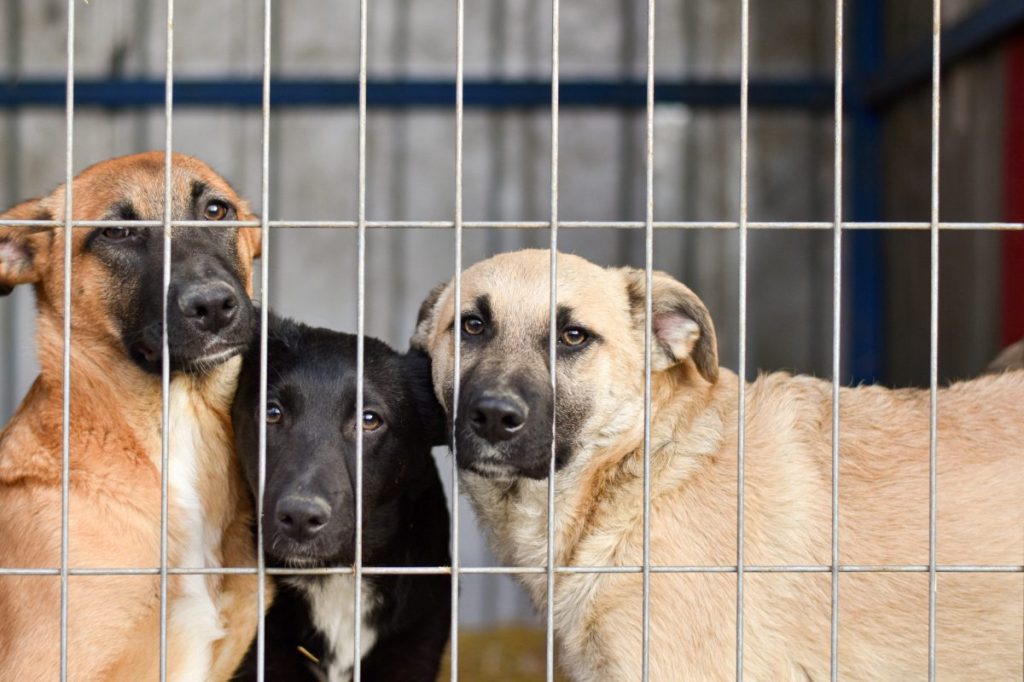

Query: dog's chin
<box><xmin>265</xmin><ymin>544</ymin><xmax>351</xmax><ymax>570</ymax></box>
<box><xmin>128</xmin><ymin>339</ymin><xmax>248</xmax><ymax>376</ymax></box>
<box><xmin>454</xmin><ymin>429</ymin><xmax>565</xmax><ymax>480</ymax></box>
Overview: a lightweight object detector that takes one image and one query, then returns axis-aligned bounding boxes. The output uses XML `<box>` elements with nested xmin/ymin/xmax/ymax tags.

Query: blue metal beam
<box><xmin>865</xmin><ymin>0</ymin><xmax>1024</xmax><ymax>108</ymax></box>
<box><xmin>0</xmin><ymin>78</ymin><xmax>836</xmax><ymax>110</ymax></box>
<box><xmin>848</xmin><ymin>0</ymin><xmax>887</xmax><ymax>384</ymax></box>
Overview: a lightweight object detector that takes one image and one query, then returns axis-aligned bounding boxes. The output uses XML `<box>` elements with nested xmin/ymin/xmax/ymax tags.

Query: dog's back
<box><xmin>588</xmin><ymin>369</ymin><xmax>1024</xmax><ymax>680</ymax></box>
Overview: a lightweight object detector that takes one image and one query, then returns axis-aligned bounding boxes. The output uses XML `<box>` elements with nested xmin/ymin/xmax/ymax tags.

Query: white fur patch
<box><xmin>294</xmin><ymin>576</ymin><xmax>378</xmax><ymax>682</ymax></box>
<box><xmin>166</xmin><ymin>379</ymin><xmax>226</xmax><ymax>681</ymax></box>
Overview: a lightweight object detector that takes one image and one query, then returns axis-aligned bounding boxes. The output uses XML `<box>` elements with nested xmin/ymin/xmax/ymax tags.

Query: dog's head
<box><xmin>0</xmin><ymin>151</ymin><xmax>262</xmax><ymax>375</ymax></box>
<box><xmin>232</xmin><ymin>314</ymin><xmax>446</xmax><ymax>567</ymax></box>
<box><xmin>412</xmin><ymin>249</ymin><xmax>718</xmax><ymax>480</ymax></box>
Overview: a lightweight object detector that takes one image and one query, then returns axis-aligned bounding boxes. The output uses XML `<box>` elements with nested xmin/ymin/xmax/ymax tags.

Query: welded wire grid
<box><xmin>1</xmin><ymin>0</ymin><xmax>1021</xmax><ymax>681</ymax></box>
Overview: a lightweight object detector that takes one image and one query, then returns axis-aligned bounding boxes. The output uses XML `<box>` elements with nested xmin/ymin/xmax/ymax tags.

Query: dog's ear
<box><xmin>410</xmin><ymin>280</ymin><xmax>450</xmax><ymax>352</ymax></box>
<box><xmin>238</xmin><ymin>225</ymin><xmax>262</xmax><ymax>260</ymax></box>
<box><xmin>404</xmin><ymin>348</ymin><xmax>448</xmax><ymax>447</ymax></box>
<box><xmin>621</xmin><ymin>267</ymin><xmax>719</xmax><ymax>383</ymax></box>
<box><xmin>0</xmin><ymin>197</ymin><xmax>53</xmax><ymax>296</ymax></box>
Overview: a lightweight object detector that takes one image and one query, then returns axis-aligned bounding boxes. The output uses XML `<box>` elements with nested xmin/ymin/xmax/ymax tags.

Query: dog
<box><xmin>231</xmin><ymin>313</ymin><xmax>451</xmax><ymax>681</ymax></box>
<box><xmin>0</xmin><ymin>152</ymin><xmax>267</xmax><ymax>681</ymax></box>
<box><xmin>412</xmin><ymin>249</ymin><xmax>1023</xmax><ymax>681</ymax></box>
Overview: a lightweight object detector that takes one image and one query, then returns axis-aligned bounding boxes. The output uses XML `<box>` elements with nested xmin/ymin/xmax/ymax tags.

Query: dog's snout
<box><xmin>469</xmin><ymin>394</ymin><xmax>527</xmax><ymax>443</ymax></box>
<box><xmin>177</xmin><ymin>282</ymin><xmax>240</xmax><ymax>333</ymax></box>
<box><xmin>275</xmin><ymin>495</ymin><xmax>332</xmax><ymax>542</ymax></box>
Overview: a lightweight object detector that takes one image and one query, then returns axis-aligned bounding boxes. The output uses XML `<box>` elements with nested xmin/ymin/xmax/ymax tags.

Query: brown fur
<box><xmin>414</xmin><ymin>249</ymin><xmax>1023</xmax><ymax>681</ymax></box>
<box><xmin>0</xmin><ymin>152</ymin><xmax>268</xmax><ymax>681</ymax></box>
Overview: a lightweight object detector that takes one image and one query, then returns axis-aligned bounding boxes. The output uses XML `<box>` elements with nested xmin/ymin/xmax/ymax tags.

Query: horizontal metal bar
<box><xmin>2</xmin><ymin>564</ymin><xmax>1020</xmax><ymax>576</ymax></box>
<box><xmin>864</xmin><ymin>0</ymin><xmax>1024</xmax><ymax>107</ymax></box>
<box><xmin>2</xmin><ymin>219</ymin><xmax>1023</xmax><ymax>231</ymax></box>
<box><xmin>0</xmin><ymin>77</ymin><xmax>836</xmax><ymax>110</ymax></box>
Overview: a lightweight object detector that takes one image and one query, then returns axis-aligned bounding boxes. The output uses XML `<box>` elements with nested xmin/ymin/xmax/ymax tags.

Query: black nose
<box><xmin>469</xmin><ymin>394</ymin><xmax>527</xmax><ymax>443</ymax></box>
<box><xmin>275</xmin><ymin>495</ymin><xmax>331</xmax><ymax>542</ymax></box>
<box><xmin>177</xmin><ymin>282</ymin><xmax>239</xmax><ymax>333</ymax></box>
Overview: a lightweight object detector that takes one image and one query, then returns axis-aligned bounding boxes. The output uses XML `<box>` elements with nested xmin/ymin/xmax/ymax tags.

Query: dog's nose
<box><xmin>275</xmin><ymin>495</ymin><xmax>332</xmax><ymax>542</ymax></box>
<box><xmin>177</xmin><ymin>282</ymin><xmax>239</xmax><ymax>333</ymax></box>
<box><xmin>469</xmin><ymin>394</ymin><xmax>527</xmax><ymax>443</ymax></box>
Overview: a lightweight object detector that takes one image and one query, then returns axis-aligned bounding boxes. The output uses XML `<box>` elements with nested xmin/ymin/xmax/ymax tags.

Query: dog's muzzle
<box><xmin>455</xmin><ymin>375</ymin><xmax>554</xmax><ymax>480</ymax></box>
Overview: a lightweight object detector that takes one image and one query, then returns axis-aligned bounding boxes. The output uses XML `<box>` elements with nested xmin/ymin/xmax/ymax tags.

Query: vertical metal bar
<box><xmin>255</xmin><ymin>0</ymin><xmax>272</xmax><ymax>678</ymax></box>
<box><xmin>640</xmin><ymin>0</ymin><xmax>655</xmax><ymax>678</ymax></box>
<box><xmin>830</xmin><ymin>0</ymin><xmax>844</xmax><ymax>678</ymax></box>
<box><xmin>159</xmin><ymin>0</ymin><xmax>174</xmax><ymax>677</ymax></box>
<box><xmin>59</xmin><ymin>0</ymin><xmax>75</xmax><ymax>676</ymax></box>
<box><xmin>353</xmin><ymin>0</ymin><xmax>369</xmax><ymax>676</ymax></box>
<box><xmin>546</xmin><ymin>0</ymin><xmax>560</xmax><ymax>679</ymax></box>
<box><xmin>928</xmin><ymin>0</ymin><xmax>941</xmax><ymax>677</ymax></box>
<box><xmin>736</xmin><ymin>0</ymin><xmax>750</xmax><ymax>677</ymax></box>
<box><xmin>450</xmin><ymin>0</ymin><xmax>465</xmax><ymax>677</ymax></box>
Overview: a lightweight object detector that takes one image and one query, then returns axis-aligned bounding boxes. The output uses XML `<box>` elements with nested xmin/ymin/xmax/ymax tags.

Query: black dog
<box><xmin>231</xmin><ymin>314</ymin><xmax>451</xmax><ymax>681</ymax></box>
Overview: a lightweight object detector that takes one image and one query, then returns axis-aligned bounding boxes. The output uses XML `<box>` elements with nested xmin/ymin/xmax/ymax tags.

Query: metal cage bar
<box><xmin>255</xmin><ymin>0</ymin><xmax>273</xmax><ymax>677</ymax></box>
<box><xmin>2</xmin><ymin>219</ymin><xmax>1022</xmax><ymax>231</ymax></box>
<box><xmin>58</xmin><ymin>0</ymin><xmax>75</xmax><ymax>677</ymax></box>
<box><xmin>640</xmin><ymin>0</ymin><xmax>656</xmax><ymax>678</ymax></box>
<box><xmin>830</xmin><ymin>0</ymin><xmax>845</xmax><ymax>679</ymax></box>
<box><xmin>450</xmin><ymin>0</ymin><xmax>466</xmax><ymax>678</ymax></box>
<box><xmin>2</xmin><ymin>563</ymin><xmax>1019</xmax><ymax>577</ymax></box>
<box><xmin>736</xmin><ymin>0</ymin><xmax>751</xmax><ymax>675</ymax></box>
<box><xmin>352</xmin><ymin>0</ymin><xmax>370</xmax><ymax>677</ymax></box>
<box><xmin>928</xmin><ymin>0</ymin><xmax>943</xmax><ymax>677</ymax></box>
<box><xmin>546</xmin><ymin>1</ymin><xmax>561</xmax><ymax>680</ymax></box>
<box><xmin>158</xmin><ymin>0</ymin><xmax>175</xmax><ymax>678</ymax></box>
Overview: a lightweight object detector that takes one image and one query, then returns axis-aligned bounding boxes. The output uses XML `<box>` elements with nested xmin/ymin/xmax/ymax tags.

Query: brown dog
<box><xmin>413</xmin><ymin>249</ymin><xmax>1023</xmax><ymax>681</ymax></box>
<box><xmin>0</xmin><ymin>152</ymin><xmax>266</xmax><ymax>681</ymax></box>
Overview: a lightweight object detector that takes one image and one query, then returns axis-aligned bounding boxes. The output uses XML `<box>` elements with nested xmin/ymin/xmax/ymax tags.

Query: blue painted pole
<box><xmin>848</xmin><ymin>0</ymin><xmax>887</xmax><ymax>384</ymax></box>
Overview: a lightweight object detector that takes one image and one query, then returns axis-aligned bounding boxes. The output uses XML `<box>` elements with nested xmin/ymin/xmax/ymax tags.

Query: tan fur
<box><xmin>414</xmin><ymin>249</ymin><xmax>1023</xmax><ymax>681</ymax></box>
<box><xmin>0</xmin><ymin>152</ymin><xmax>268</xmax><ymax>681</ymax></box>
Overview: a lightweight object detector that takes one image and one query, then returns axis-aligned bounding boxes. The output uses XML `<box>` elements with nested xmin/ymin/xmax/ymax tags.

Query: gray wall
<box><xmin>9</xmin><ymin>0</ymin><xmax>990</xmax><ymax>628</ymax></box>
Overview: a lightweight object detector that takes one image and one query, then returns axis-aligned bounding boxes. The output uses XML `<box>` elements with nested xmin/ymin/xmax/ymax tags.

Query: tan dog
<box><xmin>0</xmin><ymin>152</ymin><xmax>267</xmax><ymax>681</ymax></box>
<box><xmin>413</xmin><ymin>249</ymin><xmax>1023</xmax><ymax>681</ymax></box>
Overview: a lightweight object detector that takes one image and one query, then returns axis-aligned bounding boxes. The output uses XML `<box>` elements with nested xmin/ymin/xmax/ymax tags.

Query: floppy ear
<box><xmin>410</xmin><ymin>280</ymin><xmax>450</xmax><ymax>352</ymax></box>
<box><xmin>621</xmin><ymin>267</ymin><xmax>719</xmax><ymax>383</ymax></box>
<box><xmin>404</xmin><ymin>348</ymin><xmax>448</xmax><ymax>447</ymax></box>
<box><xmin>0</xmin><ymin>197</ymin><xmax>52</xmax><ymax>296</ymax></box>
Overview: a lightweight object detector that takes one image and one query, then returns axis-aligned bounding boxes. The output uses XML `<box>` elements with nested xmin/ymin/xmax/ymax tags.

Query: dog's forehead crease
<box><xmin>47</xmin><ymin>153</ymin><xmax>243</xmax><ymax>222</ymax></box>
<box><xmin>454</xmin><ymin>250</ymin><xmax>624</xmax><ymax>333</ymax></box>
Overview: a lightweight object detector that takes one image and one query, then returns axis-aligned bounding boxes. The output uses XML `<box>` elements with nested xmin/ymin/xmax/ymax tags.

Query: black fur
<box><xmin>231</xmin><ymin>313</ymin><xmax>451</xmax><ymax>681</ymax></box>
<box><xmin>83</xmin><ymin>187</ymin><xmax>254</xmax><ymax>374</ymax></box>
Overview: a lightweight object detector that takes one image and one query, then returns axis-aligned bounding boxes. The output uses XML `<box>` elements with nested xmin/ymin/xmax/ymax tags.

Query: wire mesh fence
<box><xmin>0</xmin><ymin>0</ymin><xmax>1021</xmax><ymax>681</ymax></box>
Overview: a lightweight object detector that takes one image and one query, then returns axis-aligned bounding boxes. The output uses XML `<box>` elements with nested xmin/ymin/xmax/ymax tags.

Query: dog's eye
<box><xmin>101</xmin><ymin>226</ymin><xmax>135</xmax><ymax>241</ymax></box>
<box><xmin>462</xmin><ymin>316</ymin><xmax>485</xmax><ymax>336</ymax></box>
<box><xmin>203</xmin><ymin>200</ymin><xmax>230</xmax><ymax>221</ymax></box>
<box><xmin>266</xmin><ymin>402</ymin><xmax>283</xmax><ymax>424</ymax></box>
<box><xmin>362</xmin><ymin>410</ymin><xmax>383</xmax><ymax>431</ymax></box>
<box><xmin>560</xmin><ymin>327</ymin><xmax>589</xmax><ymax>347</ymax></box>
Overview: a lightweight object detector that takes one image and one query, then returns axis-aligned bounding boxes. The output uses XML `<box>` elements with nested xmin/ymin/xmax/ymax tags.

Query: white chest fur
<box><xmin>295</xmin><ymin>576</ymin><xmax>379</xmax><ymax>682</ymax></box>
<box><xmin>165</xmin><ymin>380</ymin><xmax>227</xmax><ymax>681</ymax></box>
